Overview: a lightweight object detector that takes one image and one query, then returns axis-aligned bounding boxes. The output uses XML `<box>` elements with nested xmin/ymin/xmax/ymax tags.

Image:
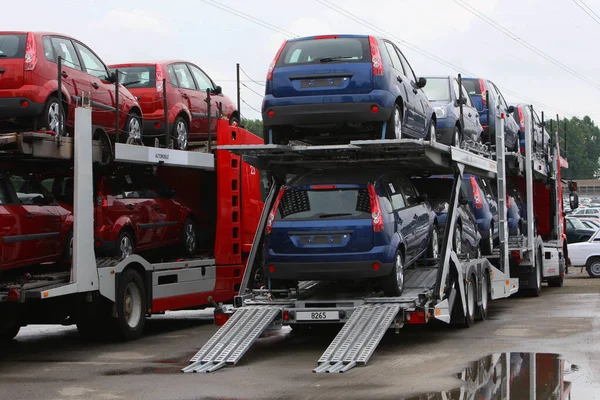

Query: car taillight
<box><xmin>266</xmin><ymin>187</ymin><xmax>286</xmax><ymax>235</ymax></box>
<box><xmin>471</xmin><ymin>176</ymin><xmax>483</xmax><ymax>209</ymax></box>
<box><xmin>368</xmin><ymin>183</ymin><xmax>384</xmax><ymax>232</ymax></box>
<box><xmin>267</xmin><ymin>40</ymin><xmax>287</xmax><ymax>82</ymax></box>
<box><xmin>368</xmin><ymin>36</ymin><xmax>384</xmax><ymax>76</ymax></box>
<box><xmin>314</xmin><ymin>35</ymin><xmax>338</xmax><ymax>40</ymax></box>
<box><xmin>24</xmin><ymin>32</ymin><xmax>37</xmax><ymax>71</ymax></box>
<box><xmin>156</xmin><ymin>64</ymin><xmax>164</xmax><ymax>95</ymax></box>
<box><xmin>478</xmin><ymin>78</ymin><xmax>486</xmax><ymax>107</ymax></box>
<box><xmin>518</xmin><ymin>107</ymin><xmax>525</xmax><ymax>131</ymax></box>
<box><xmin>507</xmin><ymin>196</ymin><xmax>511</xmax><ymax>209</ymax></box>
<box><xmin>96</xmin><ymin>178</ymin><xmax>107</xmax><ymax>207</ymax></box>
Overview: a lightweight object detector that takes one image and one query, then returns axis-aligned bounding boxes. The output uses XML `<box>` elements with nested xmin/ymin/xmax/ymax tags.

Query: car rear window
<box><xmin>413</xmin><ymin>178</ymin><xmax>453</xmax><ymax>199</ymax></box>
<box><xmin>462</xmin><ymin>79</ymin><xmax>481</xmax><ymax>96</ymax></box>
<box><xmin>117</xmin><ymin>66</ymin><xmax>155</xmax><ymax>89</ymax></box>
<box><xmin>0</xmin><ymin>34</ymin><xmax>26</xmax><ymax>59</ymax></box>
<box><xmin>422</xmin><ymin>78</ymin><xmax>451</xmax><ymax>102</ymax></box>
<box><xmin>276</xmin><ymin>187</ymin><xmax>371</xmax><ymax>220</ymax></box>
<box><xmin>277</xmin><ymin>37</ymin><xmax>370</xmax><ymax>66</ymax></box>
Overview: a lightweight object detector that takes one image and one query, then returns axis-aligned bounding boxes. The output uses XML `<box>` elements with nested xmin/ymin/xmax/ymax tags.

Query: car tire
<box><xmin>63</xmin><ymin>229</ymin><xmax>73</xmax><ymax>261</ymax></box>
<box><xmin>181</xmin><ymin>217</ymin><xmax>197</xmax><ymax>256</ymax></box>
<box><xmin>115</xmin><ymin>268</ymin><xmax>147</xmax><ymax>341</ymax></box>
<box><xmin>172</xmin><ymin>116</ymin><xmax>189</xmax><ymax>150</ymax></box>
<box><xmin>453</xmin><ymin>224</ymin><xmax>463</xmax><ymax>255</ymax></box>
<box><xmin>481</xmin><ymin>225</ymin><xmax>494</xmax><ymax>255</ymax></box>
<box><xmin>116</xmin><ymin>231</ymin><xmax>135</xmax><ymax>260</ymax></box>
<box><xmin>385</xmin><ymin>104</ymin><xmax>403</xmax><ymax>139</ymax></box>
<box><xmin>124</xmin><ymin>112</ymin><xmax>143</xmax><ymax>145</ymax></box>
<box><xmin>38</xmin><ymin>96</ymin><xmax>66</xmax><ymax>136</ymax></box>
<box><xmin>229</xmin><ymin>115</ymin><xmax>240</xmax><ymax>126</ymax></box>
<box><xmin>586</xmin><ymin>257</ymin><xmax>600</xmax><ymax>278</ymax></box>
<box><xmin>452</xmin><ymin>126</ymin><xmax>461</xmax><ymax>148</ymax></box>
<box><xmin>382</xmin><ymin>251</ymin><xmax>404</xmax><ymax>297</ymax></box>
<box><xmin>427</xmin><ymin>228</ymin><xmax>439</xmax><ymax>259</ymax></box>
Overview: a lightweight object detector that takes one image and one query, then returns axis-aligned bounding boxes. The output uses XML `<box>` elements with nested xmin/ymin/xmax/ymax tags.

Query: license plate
<box><xmin>296</xmin><ymin>311</ymin><xmax>340</xmax><ymax>321</ymax></box>
<box><xmin>300</xmin><ymin>78</ymin><xmax>343</xmax><ymax>88</ymax></box>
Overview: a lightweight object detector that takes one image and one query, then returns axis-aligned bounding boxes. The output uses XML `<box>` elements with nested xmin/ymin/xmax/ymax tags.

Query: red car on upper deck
<box><xmin>108</xmin><ymin>60</ymin><xmax>239</xmax><ymax>150</ymax></box>
<box><xmin>0</xmin><ymin>31</ymin><xmax>143</xmax><ymax>142</ymax></box>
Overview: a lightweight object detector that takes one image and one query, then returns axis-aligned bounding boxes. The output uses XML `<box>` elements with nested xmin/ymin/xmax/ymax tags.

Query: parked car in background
<box><xmin>565</xmin><ymin>217</ymin><xmax>596</xmax><ymax>243</ymax></box>
<box><xmin>462</xmin><ymin>77</ymin><xmax>519</xmax><ymax>150</ymax></box>
<box><xmin>570</xmin><ymin>207</ymin><xmax>600</xmax><ymax>220</ymax></box>
<box><xmin>567</xmin><ymin>229</ymin><xmax>600</xmax><ymax>277</ymax></box>
<box><xmin>0</xmin><ymin>31</ymin><xmax>143</xmax><ymax>142</ymax></box>
<box><xmin>0</xmin><ymin>170</ymin><xmax>72</xmax><ymax>272</ymax></box>
<box><xmin>412</xmin><ymin>176</ymin><xmax>480</xmax><ymax>257</ymax></box>
<box><xmin>42</xmin><ymin>167</ymin><xmax>197</xmax><ymax>259</ymax></box>
<box><xmin>421</xmin><ymin>76</ymin><xmax>482</xmax><ymax>146</ymax></box>
<box><xmin>262</xmin><ymin>34</ymin><xmax>437</xmax><ymax>145</ymax></box>
<box><xmin>263</xmin><ymin>168</ymin><xmax>438</xmax><ymax>297</ymax></box>
<box><xmin>461</xmin><ymin>174</ymin><xmax>499</xmax><ymax>255</ymax></box>
<box><xmin>109</xmin><ymin>60</ymin><xmax>239</xmax><ymax>150</ymax></box>
<box><xmin>510</xmin><ymin>103</ymin><xmax>551</xmax><ymax>156</ymax></box>
<box><xmin>580</xmin><ymin>218</ymin><xmax>600</xmax><ymax>230</ymax></box>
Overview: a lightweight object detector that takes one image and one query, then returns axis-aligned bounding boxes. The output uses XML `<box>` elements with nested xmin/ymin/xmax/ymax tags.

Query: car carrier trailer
<box><xmin>181</xmin><ymin>99</ymin><xmax>536</xmax><ymax>374</ymax></box>
<box><xmin>0</xmin><ymin>106</ymin><xmax>265</xmax><ymax>341</ymax></box>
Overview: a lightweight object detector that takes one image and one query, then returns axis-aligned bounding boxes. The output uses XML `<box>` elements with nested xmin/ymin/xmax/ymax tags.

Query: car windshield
<box><xmin>277</xmin><ymin>37</ymin><xmax>370</xmax><ymax>66</ymax></box>
<box><xmin>0</xmin><ymin>34</ymin><xmax>26</xmax><ymax>58</ymax></box>
<box><xmin>117</xmin><ymin>66</ymin><xmax>155</xmax><ymax>89</ymax></box>
<box><xmin>422</xmin><ymin>78</ymin><xmax>451</xmax><ymax>102</ymax></box>
<box><xmin>275</xmin><ymin>187</ymin><xmax>371</xmax><ymax>220</ymax></box>
<box><xmin>568</xmin><ymin>218</ymin><xmax>586</xmax><ymax>229</ymax></box>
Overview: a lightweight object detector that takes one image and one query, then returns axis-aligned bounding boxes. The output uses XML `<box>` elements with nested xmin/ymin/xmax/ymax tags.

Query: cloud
<box><xmin>94</xmin><ymin>8</ymin><xmax>170</xmax><ymax>35</ymax></box>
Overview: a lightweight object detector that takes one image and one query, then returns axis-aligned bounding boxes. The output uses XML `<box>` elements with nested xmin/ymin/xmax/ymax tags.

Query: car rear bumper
<box><xmin>262</xmin><ymin>92</ymin><xmax>395</xmax><ymax>127</ymax></box>
<box><xmin>94</xmin><ymin>238</ymin><xmax>117</xmax><ymax>257</ymax></box>
<box><xmin>0</xmin><ymin>97</ymin><xmax>44</xmax><ymax>118</ymax></box>
<box><xmin>266</xmin><ymin>259</ymin><xmax>394</xmax><ymax>280</ymax></box>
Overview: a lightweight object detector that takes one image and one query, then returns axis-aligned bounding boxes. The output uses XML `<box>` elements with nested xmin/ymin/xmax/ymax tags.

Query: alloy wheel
<box><xmin>185</xmin><ymin>222</ymin><xmax>196</xmax><ymax>253</ymax></box>
<box><xmin>48</xmin><ymin>102</ymin><xmax>64</xmax><ymax>135</ymax></box>
<box><xmin>123</xmin><ymin>282</ymin><xmax>142</xmax><ymax>329</ymax></box>
<box><xmin>128</xmin><ymin>118</ymin><xmax>141</xmax><ymax>142</ymax></box>
<box><xmin>394</xmin><ymin>108</ymin><xmax>402</xmax><ymax>139</ymax></box>
<box><xmin>395</xmin><ymin>253</ymin><xmax>404</xmax><ymax>292</ymax></box>
<box><xmin>120</xmin><ymin>236</ymin><xmax>133</xmax><ymax>259</ymax></box>
<box><xmin>176</xmin><ymin>120</ymin><xmax>188</xmax><ymax>150</ymax></box>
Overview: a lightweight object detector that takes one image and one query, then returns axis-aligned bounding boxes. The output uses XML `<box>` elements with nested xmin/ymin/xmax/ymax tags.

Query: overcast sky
<box><xmin>6</xmin><ymin>0</ymin><xmax>600</xmax><ymax>123</ymax></box>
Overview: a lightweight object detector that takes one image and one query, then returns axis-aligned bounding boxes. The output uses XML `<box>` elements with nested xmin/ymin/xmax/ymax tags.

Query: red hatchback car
<box><xmin>0</xmin><ymin>170</ymin><xmax>72</xmax><ymax>272</ymax></box>
<box><xmin>44</xmin><ymin>167</ymin><xmax>197</xmax><ymax>260</ymax></box>
<box><xmin>108</xmin><ymin>60</ymin><xmax>238</xmax><ymax>150</ymax></box>
<box><xmin>0</xmin><ymin>32</ymin><xmax>143</xmax><ymax>143</ymax></box>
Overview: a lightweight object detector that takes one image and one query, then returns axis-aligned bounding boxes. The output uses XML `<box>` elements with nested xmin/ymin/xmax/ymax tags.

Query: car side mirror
<box><xmin>507</xmin><ymin>105</ymin><xmax>515</xmax><ymax>114</ymax></box>
<box><xmin>459</xmin><ymin>197</ymin><xmax>469</xmax><ymax>206</ymax></box>
<box><xmin>107</xmin><ymin>70</ymin><xmax>117</xmax><ymax>84</ymax></box>
<box><xmin>417</xmin><ymin>77</ymin><xmax>427</xmax><ymax>89</ymax></box>
<box><xmin>570</xmin><ymin>193</ymin><xmax>579</xmax><ymax>210</ymax></box>
<box><xmin>212</xmin><ymin>85</ymin><xmax>223</xmax><ymax>95</ymax></box>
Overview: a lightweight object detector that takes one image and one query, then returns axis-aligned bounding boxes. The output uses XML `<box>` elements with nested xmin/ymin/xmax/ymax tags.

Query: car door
<box><xmin>384</xmin><ymin>175</ymin><xmax>415</xmax><ymax>261</ymax></box>
<box><xmin>382</xmin><ymin>41</ymin><xmax>415</xmax><ymax>132</ymax></box>
<box><xmin>0</xmin><ymin>175</ymin><xmax>29</xmax><ymax>268</ymax></box>
<box><xmin>73</xmin><ymin>41</ymin><xmax>114</xmax><ymax>131</ymax></box>
<box><xmin>141</xmin><ymin>173</ymin><xmax>180</xmax><ymax>243</ymax></box>
<box><xmin>397</xmin><ymin>47</ymin><xmax>428</xmax><ymax>136</ymax></box>
<box><xmin>399</xmin><ymin>175</ymin><xmax>430</xmax><ymax>256</ymax></box>
<box><xmin>457</xmin><ymin>80</ymin><xmax>479</xmax><ymax>141</ymax></box>
<box><xmin>49</xmin><ymin>36</ymin><xmax>91</xmax><ymax>130</ymax></box>
<box><xmin>171</xmin><ymin>63</ymin><xmax>203</xmax><ymax>138</ymax></box>
<box><xmin>188</xmin><ymin>63</ymin><xmax>219</xmax><ymax>134</ymax></box>
<box><xmin>115</xmin><ymin>172</ymin><xmax>155</xmax><ymax>249</ymax></box>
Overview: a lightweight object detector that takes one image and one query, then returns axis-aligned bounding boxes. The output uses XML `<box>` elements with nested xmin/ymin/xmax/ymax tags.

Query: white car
<box><xmin>579</xmin><ymin>218</ymin><xmax>600</xmax><ymax>230</ymax></box>
<box><xmin>568</xmin><ymin>229</ymin><xmax>600</xmax><ymax>277</ymax></box>
<box><xmin>570</xmin><ymin>207</ymin><xmax>600</xmax><ymax>219</ymax></box>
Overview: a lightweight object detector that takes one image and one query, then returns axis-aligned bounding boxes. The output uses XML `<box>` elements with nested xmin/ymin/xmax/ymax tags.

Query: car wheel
<box><xmin>586</xmin><ymin>257</ymin><xmax>600</xmax><ymax>278</ymax></box>
<box><xmin>386</xmin><ymin>104</ymin><xmax>402</xmax><ymax>139</ymax></box>
<box><xmin>93</xmin><ymin>128</ymin><xmax>114</xmax><ymax>165</ymax></box>
<box><xmin>124</xmin><ymin>113</ymin><xmax>142</xmax><ymax>145</ymax></box>
<box><xmin>453</xmin><ymin>224</ymin><xmax>463</xmax><ymax>255</ymax></box>
<box><xmin>229</xmin><ymin>115</ymin><xmax>240</xmax><ymax>126</ymax></box>
<box><xmin>181</xmin><ymin>217</ymin><xmax>197</xmax><ymax>255</ymax></box>
<box><xmin>427</xmin><ymin>228</ymin><xmax>439</xmax><ymax>259</ymax></box>
<box><xmin>427</xmin><ymin>121</ymin><xmax>436</xmax><ymax>143</ymax></box>
<box><xmin>453</xmin><ymin>126</ymin><xmax>461</xmax><ymax>148</ymax></box>
<box><xmin>38</xmin><ymin>96</ymin><xmax>66</xmax><ymax>136</ymax></box>
<box><xmin>382</xmin><ymin>251</ymin><xmax>404</xmax><ymax>297</ymax></box>
<box><xmin>481</xmin><ymin>225</ymin><xmax>494</xmax><ymax>255</ymax></box>
<box><xmin>115</xmin><ymin>268</ymin><xmax>146</xmax><ymax>341</ymax></box>
<box><xmin>117</xmin><ymin>231</ymin><xmax>135</xmax><ymax>260</ymax></box>
<box><xmin>63</xmin><ymin>229</ymin><xmax>73</xmax><ymax>261</ymax></box>
<box><xmin>173</xmin><ymin>116</ymin><xmax>189</xmax><ymax>150</ymax></box>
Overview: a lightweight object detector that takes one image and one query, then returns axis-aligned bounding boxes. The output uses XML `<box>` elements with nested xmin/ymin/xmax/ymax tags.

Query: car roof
<box><xmin>289</xmin><ymin>168</ymin><xmax>388</xmax><ymax>186</ymax></box>
<box><xmin>287</xmin><ymin>34</ymin><xmax>371</xmax><ymax>42</ymax></box>
<box><xmin>108</xmin><ymin>60</ymin><xmax>192</xmax><ymax>68</ymax></box>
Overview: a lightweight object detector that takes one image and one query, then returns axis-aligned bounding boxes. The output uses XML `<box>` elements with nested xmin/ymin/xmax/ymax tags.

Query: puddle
<box><xmin>101</xmin><ymin>358</ymin><xmax>187</xmax><ymax>376</ymax></box>
<box><xmin>403</xmin><ymin>353</ymin><xmax>579</xmax><ymax>399</ymax></box>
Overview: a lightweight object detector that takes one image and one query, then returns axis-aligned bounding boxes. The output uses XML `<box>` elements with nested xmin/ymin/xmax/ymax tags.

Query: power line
<box><xmin>316</xmin><ymin>0</ymin><xmax>574</xmax><ymax>117</ymax></box>
<box><xmin>240</xmin><ymin>98</ymin><xmax>261</xmax><ymax>114</ymax></box>
<box><xmin>239</xmin><ymin>66</ymin><xmax>266</xmax><ymax>87</ymax></box>
<box><xmin>241</xmin><ymin>82</ymin><xmax>264</xmax><ymax>98</ymax></box>
<box><xmin>573</xmin><ymin>0</ymin><xmax>600</xmax><ymax>25</ymax></box>
<box><xmin>199</xmin><ymin>0</ymin><xmax>298</xmax><ymax>38</ymax></box>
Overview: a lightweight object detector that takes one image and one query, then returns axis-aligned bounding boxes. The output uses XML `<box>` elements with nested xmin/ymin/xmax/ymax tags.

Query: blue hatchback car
<box><xmin>461</xmin><ymin>174</ymin><xmax>499</xmax><ymax>255</ymax></box>
<box><xmin>263</xmin><ymin>168</ymin><xmax>438</xmax><ymax>297</ymax></box>
<box><xmin>262</xmin><ymin>34</ymin><xmax>437</xmax><ymax>145</ymax></box>
<box><xmin>421</xmin><ymin>76</ymin><xmax>483</xmax><ymax>146</ymax></box>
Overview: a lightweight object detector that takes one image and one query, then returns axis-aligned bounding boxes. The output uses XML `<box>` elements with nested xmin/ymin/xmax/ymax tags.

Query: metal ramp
<box><xmin>313</xmin><ymin>303</ymin><xmax>401</xmax><ymax>373</ymax></box>
<box><xmin>182</xmin><ymin>306</ymin><xmax>280</xmax><ymax>373</ymax></box>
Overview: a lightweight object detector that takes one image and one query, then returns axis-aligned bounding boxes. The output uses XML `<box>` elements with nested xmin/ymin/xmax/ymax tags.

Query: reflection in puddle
<box><xmin>404</xmin><ymin>353</ymin><xmax>576</xmax><ymax>399</ymax></box>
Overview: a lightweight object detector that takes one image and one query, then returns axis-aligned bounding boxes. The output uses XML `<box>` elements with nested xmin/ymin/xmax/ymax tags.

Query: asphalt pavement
<box><xmin>2</xmin><ymin>271</ymin><xmax>600</xmax><ymax>399</ymax></box>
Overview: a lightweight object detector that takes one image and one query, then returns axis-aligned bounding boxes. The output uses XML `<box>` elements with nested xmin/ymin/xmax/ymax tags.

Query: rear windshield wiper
<box><xmin>123</xmin><ymin>80</ymin><xmax>141</xmax><ymax>87</ymax></box>
<box><xmin>319</xmin><ymin>213</ymin><xmax>353</xmax><ymax>219</ymax></box>
<box><xmin>319</xmin><ymin>56</ymin><xmax>355</xmax><ymax>63</ymax></box>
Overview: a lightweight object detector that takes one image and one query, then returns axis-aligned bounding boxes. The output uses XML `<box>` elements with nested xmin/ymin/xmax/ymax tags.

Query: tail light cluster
<box><xmin>478</xmin><ymin>78</ymin><xmax>487</xmax><ymax>106</ymax></box>
<box><xmin>266</xmin><ymin>187</ymin><xmax>286</xmax><ymax>235</ymax></box>
<box><xmin>96</xmin><ymin>178</ymin><xmax>108</xmax><ymax>207</ymax></box>
<box><xmin>156</xmin><ymin>64</ymin><xmax>164</xmax><ymax>96</ymax></box>
<box><xmin>267</xmin><ymin>41</ymin><xmax>287</xmax><ymax>81</ymax></box>
<box><xmin>368</xmin><ymin>36</ymin><xmax>384</xmax><ymax>76</ymax></box>
<box><xmin>368</xmin><ymin>183</ymin><xmax>384</xmax><ymax>232</ymax></box>
<box><xmin>470</xmin><ymin>176</ymin><xmax>483</xmax><ymax>209</ymax></box>
<box><xmin>518</xmin><ymin>107</ymin><xmax>525</xmax><ymax>131</ymax></box>
<box><xmin>24</xmin><ymin>32</ymin><xmax>37</xmax><ymax>71</ymax></box>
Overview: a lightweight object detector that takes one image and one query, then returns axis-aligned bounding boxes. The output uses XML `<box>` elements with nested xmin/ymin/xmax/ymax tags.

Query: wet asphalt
<box><xmin>1</xmin><ymin>270</ymin><xmax>600</xmax><ymax>399</ymax></box>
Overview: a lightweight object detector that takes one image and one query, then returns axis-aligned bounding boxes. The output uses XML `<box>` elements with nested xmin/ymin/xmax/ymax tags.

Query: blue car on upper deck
<box><xmin>262</xmin><ymin>34</ymin><xmax>437</xmax><ymax>145</ymax></box>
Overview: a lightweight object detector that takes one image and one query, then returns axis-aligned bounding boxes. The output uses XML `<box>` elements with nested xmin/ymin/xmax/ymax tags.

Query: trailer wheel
<box><xmin>477</xmin><ymin>271</ymin><xmax>490</xmax><ymax>321</ymax></box>
<box><xmin>0</xmin><ymin>324</ymin><xmax>20</xmax><ymax>341</ymax></box>
<box><xmin>528</xmin><ymin>249</ymin><xmax>543</xmax><ymax>297</ymax></box>
<box><xmin>115</xmin><ymin>268</ymin><xmax>147</xmax><ymax>341</ymax></box>
<box><xmin>548</xmin><ymin>276</ymin><xmax>564</xmax><ymax>287</ymax></box>
<box><xmin>452</xmin><ymin>275</ymin><xmax>475</xmax><ymax>328</ymax></box>
<box><xmin>382</xmin><ymin>251</ymin><xmax>404</xmax><ymax>296</ymax></box>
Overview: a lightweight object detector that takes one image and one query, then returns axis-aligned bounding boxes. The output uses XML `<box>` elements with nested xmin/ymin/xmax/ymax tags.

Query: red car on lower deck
<box><xmin>109</xmin><ymin>60</ymin><xmax>239</xmax><ymax>151</ymax></box>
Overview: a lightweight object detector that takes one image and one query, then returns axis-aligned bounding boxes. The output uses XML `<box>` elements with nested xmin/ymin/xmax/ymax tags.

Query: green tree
<box><xmin>241</xmin><ymin>118</ymin><xmax>263</xmax><ymax>137</ymax></box>
<box><xmin>556</xmin><ymin>116</ymin><xmax>600</xmax><ymax>179</ymax></box>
